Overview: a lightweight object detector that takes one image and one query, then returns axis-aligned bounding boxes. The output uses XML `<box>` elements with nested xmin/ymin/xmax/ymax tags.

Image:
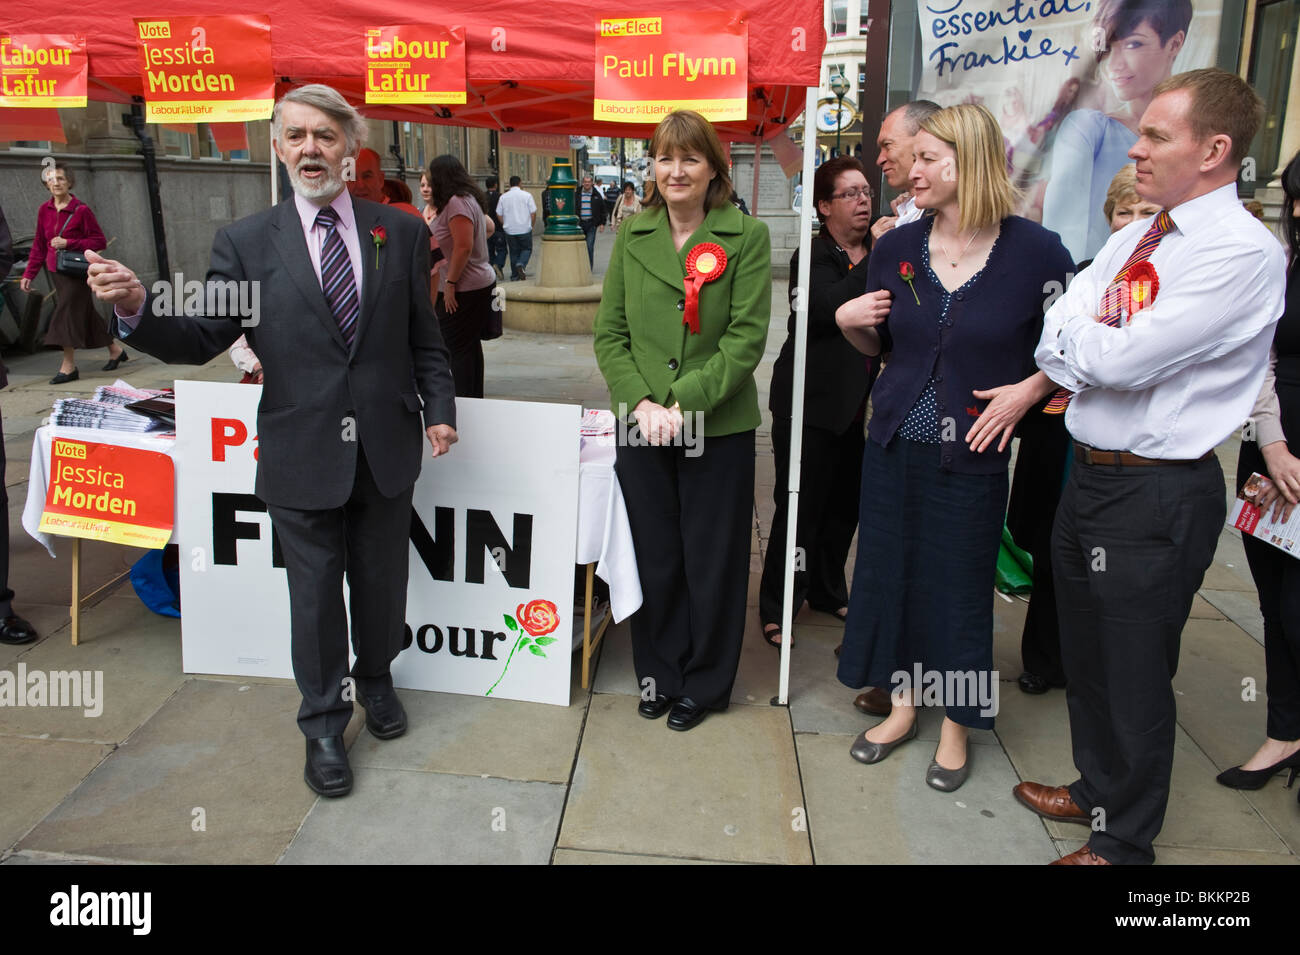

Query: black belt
<box><xmin>1073</xmin><ymin>442</ymin><xmax>1214</xmax><ymax>467</ymax></box>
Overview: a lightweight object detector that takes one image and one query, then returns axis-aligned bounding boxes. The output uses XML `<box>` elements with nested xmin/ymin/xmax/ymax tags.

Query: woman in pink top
<box><xmin>20</xmin><ymin>163</ymin><xmax>125</xmax><ymax>384</ymax></box>
<box><xmin>427</xmin><ymin>154</ymin><xmax>497</xmax><ymax>398</ymax></box>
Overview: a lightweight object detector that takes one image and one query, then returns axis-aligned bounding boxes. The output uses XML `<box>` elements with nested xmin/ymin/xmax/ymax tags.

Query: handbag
<box><xmin>52</xmin><ymin>210</ymin><xmax>90</xmax><ymax>277</ymax></box>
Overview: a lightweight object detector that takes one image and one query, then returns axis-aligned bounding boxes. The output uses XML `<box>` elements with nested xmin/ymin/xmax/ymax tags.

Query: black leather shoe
<box><xmin>666</xmin><ymin>697</ymin><xmax>726</xmax><ymax>732</ymax></box>
<box><xmin>50</xmin><ymin>368</ymin><xmax>79</xmax><ymax>385</ymax></box>
<box><xmin>637</xmin><ymin>695</ymin><xmax>673</xmax><ymax>719</ymax></box>
<box><xmin>103</xmin><ymin>350</ymin><xmax>128</xmax><ymax>372</ymax></box>
<box><xmin>0</xmin><ymin>615</ymin><xmax>37</xmax><ymax>645</ymax></box>
<box><xmin>355</xmin><ymin>685</ymin><xmax>407</xmax><ymax>739</ymax></box>
<box><xmin>1017</xmin><ymin>671</ymin><xmax>1051</xmax><ymax>694</ymax></box>
<box><xmin>304</xmin><ymin>736</ymin><xmax>352</xmax><ymax>797</ymax></box>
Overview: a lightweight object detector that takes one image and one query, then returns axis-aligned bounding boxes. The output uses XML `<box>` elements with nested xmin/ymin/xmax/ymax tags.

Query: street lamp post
<box><xmin>829</xmin><ymin>71</ymin><xmax>850</xmax><ymax>157</ymax></box>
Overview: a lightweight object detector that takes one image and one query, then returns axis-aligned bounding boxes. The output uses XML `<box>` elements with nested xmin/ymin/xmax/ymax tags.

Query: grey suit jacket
<box><xmin>120</xmin><ymin>196</ymin><xmax>455</xmax><ymax>509</ymax></box>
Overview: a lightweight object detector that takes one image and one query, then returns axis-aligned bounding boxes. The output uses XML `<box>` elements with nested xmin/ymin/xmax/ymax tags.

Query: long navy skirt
<box><xmin>836</xmin><ymin>437</ymin><xmax>1008</xmax><ymax>730</ymax></box>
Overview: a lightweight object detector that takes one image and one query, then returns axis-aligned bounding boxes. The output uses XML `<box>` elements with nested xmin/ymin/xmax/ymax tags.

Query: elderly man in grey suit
<box><xmin>87</xmin><ymin>85</ymin><xmax>458</xmax><ymax>798</ymax></box>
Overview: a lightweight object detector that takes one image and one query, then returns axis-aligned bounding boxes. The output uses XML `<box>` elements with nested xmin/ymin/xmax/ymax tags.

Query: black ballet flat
<box><xmin>50</xmin><ymin>368</ymin><xmax>79</xmax><ymax>385</ymax></box>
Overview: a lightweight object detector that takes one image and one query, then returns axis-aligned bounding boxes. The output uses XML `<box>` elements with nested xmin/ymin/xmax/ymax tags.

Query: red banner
<box><xmin>209</xmin><ymin>122</ymin><xmax>248</xmax><ymax>152</ymax></box>
<box><xmin>593</xmin><ymin>11</ymin><xmax>748</xmax><ymax>123</ymax></box>
<box><xmin>135</xmin><ymin>15</ymin><xmax>274</xmax><ymax>124</ymax></box>
<box><xmin>364</xmin><ymin>25</ymin><xmax>466</xmax><ymax>104</ymax></box>
<box><xmin>0</xmin><ymin>106</ymin><xmax>65</xmax><ymax>143</ymax></box>
<box><xmin>0</xmin><ymin>34</ymin><xmax>87</xmax><ymax>108</ymax></box>
<box><xmin>40</xmin><ymin>438</ymin><xmax>175</xmax><ymax>549</ymax></box>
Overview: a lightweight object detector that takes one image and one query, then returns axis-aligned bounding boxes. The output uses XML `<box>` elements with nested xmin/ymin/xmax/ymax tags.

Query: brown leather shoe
<box><xmin>1049</xmin><ymin>846</ymin><xmax>1111</xmax><ymax>865</ymax></box>
<box><xmin>853</xmin><ymin>687</ymin><xmax>892</xmax><ymax>716</ymax></box>
<box><xmin>1013</xmin><ymin>781</ymin><xmax>1091</xmax><ymax>825</ymax></box>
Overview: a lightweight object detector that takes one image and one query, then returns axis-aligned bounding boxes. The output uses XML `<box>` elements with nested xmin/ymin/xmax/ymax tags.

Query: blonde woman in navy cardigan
<box><xmin>834</xmin><ymin>104</ymin><xmax>1073</xmax><ymax>791</ymax></box>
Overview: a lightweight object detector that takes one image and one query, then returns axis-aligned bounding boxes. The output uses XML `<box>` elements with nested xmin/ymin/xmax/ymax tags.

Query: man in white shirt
<box><xmin>1018</xmin><ymin>69</ymin><xmax>1285</xmax><ymax>865</ymax></box>
<box><xmin>868</xmin><ymin>100</ymin><xmax>940</xmax><ymax>241</ymax></box>
<box><xmin>495</xmin><ymin>176</ymin><xmax>538</xmax><ymax>281</ymax></box>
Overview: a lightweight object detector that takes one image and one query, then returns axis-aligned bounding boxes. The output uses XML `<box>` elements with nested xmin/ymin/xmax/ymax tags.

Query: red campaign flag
<box><xmin>364</xmin><ymin>25</ymin><xmax>467</xmax><ymax>105</ymax></box>
<box><xmin>209</xmin><ymin>122</ymin><xmax>248</xmax><ymax>152</ymax></box>
<box><xmin>593</xmin><ymin>10</ymin><xmax>748</xmax><ymax>123</ymax></box>
<box><xmin>0</xmin><ymin>34</ymin><xmax>87</xmax><ymax>108</ymax></box>
<box><xmin>134</xmin><ymin>14</ymin><xmax>274</xmax><ymax>124</ymax></box>
<box><xmin>0</xmin><ymin>106</ymin><xmax>65</xmax><ymax>142</ymax></box>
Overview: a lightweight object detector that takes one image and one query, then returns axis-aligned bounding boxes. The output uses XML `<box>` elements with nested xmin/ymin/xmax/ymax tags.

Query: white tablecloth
<box><xmin>577</xmin><ymin>435</ymin><xmax>642</xmax><ymax>623</ymax></box>
<box><xmin>22</xmin><ymin>424</ymin><xmax>643</xmax><ymax>623</ymax></box>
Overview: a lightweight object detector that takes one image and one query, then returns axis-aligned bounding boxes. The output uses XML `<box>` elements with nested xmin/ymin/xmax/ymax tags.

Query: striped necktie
<box><xmin>315</xmin><ymin>206</ymin><xmax>359</xmax><ymax>348</ymax></box>
<box><xmin>1044</xmin><ymin>210</ymin><xmax>1174</xmax><ymax>415</ymax></box>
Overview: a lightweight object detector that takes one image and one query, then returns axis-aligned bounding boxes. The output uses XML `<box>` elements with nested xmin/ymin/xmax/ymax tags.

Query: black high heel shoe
<box><xmin>103</xmin><ymin>350</ymin><xmax>128</xmax><ymax>372</ymax></box>
<box><xmin>1215</xmin><ymin>750</ymin><xmax>1300</xmax><ymax>790</ymax></box>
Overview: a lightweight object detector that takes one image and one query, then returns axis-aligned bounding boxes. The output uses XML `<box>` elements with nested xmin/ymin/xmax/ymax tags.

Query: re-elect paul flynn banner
<box><xmin>594</xmin><ymin>11</ymin><xmax>748</xmax><ymax>123</ymax></box>
<box><xmin>916</xmin><ymin>0</ymin><xmax>1221</xmax><ymax>262</ymax></box>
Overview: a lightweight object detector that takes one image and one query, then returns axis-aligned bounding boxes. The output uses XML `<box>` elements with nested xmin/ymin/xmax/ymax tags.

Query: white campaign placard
<box><xmin>173</xmin><ymin>381</ymin><xmax>581</xmax><ymax>706</ymax></box>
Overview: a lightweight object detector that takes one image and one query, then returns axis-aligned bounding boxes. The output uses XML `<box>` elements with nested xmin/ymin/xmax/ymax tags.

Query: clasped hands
<box><xmin>1255</xmin><ymin>442</ymin><xmax>1300</xmax><ymax>523</ymax></box>
<box><xmin>632</xmin><ymin>397</ymin><xmax>683</xmax><ymax>446</ymax></box>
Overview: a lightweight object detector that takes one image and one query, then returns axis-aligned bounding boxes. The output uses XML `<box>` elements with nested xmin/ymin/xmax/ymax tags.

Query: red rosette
<box><xmin>1125</xmin><ymin>260</ymin><xmax>1159</xmax><ymax>318</ymax></box>
<box><xmin>681</xmin><ymin>242</ymin><xmax>728</xmax><ymax>334</ymax></box>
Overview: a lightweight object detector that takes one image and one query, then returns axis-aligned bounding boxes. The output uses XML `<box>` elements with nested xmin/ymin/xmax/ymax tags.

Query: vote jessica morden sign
<box><xmin>594</xmin><ymin>11</ymin><xmax>748</xmax><ymax>123</ymax></box>
<box><xmin>39</xmin><ymin>438</ymin><xmax>174</xmax><ymax>548</ymax></box>
<box><xmin>133</xmin><ymin>14</ymin><xmax>274</xmax><ymax>124</ymax></box>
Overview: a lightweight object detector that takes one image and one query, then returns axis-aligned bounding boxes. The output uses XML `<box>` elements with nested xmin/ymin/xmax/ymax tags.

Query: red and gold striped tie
<box><xmin>1044</xmin><ymin>210</ymin><xmax>1174</xmax><ymax>415</ymax></box>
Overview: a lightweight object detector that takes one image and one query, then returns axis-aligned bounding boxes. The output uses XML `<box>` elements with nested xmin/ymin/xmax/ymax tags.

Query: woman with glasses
<box><xmin>760</xmin><ymin>156</ymin><xmax>874</xmax><ymax>648</ymax></box>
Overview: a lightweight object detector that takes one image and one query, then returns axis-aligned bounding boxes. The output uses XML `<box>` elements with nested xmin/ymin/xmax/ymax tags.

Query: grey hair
<box><xmin>272</xmin><ymin>84</ymin><xmax>368</xmax><ymax>153</ymax></box>
<box><xmin>890</xmin><ymin>99</ymin><xmax>942</xmax><ymax>136</ymax></box>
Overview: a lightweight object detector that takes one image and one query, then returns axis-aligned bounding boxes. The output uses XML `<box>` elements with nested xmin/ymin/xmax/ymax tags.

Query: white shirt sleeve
<box><xmin>1055</xmin><ymin>243</ymin><xmax>1280</xmax><ymax>392</ymax></box>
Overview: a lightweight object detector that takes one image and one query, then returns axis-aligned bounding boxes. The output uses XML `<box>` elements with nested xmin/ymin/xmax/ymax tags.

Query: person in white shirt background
<box><xmin>1016</xmin><ymin>68</ymin><xmax>1286</xmax><ymax>865</ymax></box>
<box><xmin>869</xmin><ymin>100</ymin><xmax>941</xmax><ymax>242</ymax></box>
<box><xmin>495</xmin><ymin>176</ymin><xmax>538</xmax><ymax>281</ymax></box>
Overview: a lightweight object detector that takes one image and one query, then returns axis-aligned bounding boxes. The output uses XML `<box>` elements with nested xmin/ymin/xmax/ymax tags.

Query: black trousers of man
<box><xmin>1052</xmin><ymin>451</ymin><xmax>1224</xmax><ymax>864</ymax></box>
<box><xmin>615</xmin><ymin>430</ymin><xmax>754</xmax><ymax>707</ymax></box>
<box><xmin>267</xmin><ymin>445</ymin><xmax>414</xmax><ymax>739</ymax></box>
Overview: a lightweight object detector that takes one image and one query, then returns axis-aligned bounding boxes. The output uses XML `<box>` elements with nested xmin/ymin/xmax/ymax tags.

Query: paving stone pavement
<box><xmin>0</xmin><ymin>226</ymin><xmax>1296</xmax><ymax>865</ymax></box>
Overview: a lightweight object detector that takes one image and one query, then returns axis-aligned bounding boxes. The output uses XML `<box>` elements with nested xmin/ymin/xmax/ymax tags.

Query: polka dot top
<box><xmin>898</xmin><ymin>220</ymin><xmax>997</xmax><ymax>444</ymax></box>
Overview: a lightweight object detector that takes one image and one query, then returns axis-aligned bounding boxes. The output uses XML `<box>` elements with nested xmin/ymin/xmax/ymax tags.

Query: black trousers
<box><xmin>267</xmin><ymin>445</ymin><xmax>414</xmax><ymax>739</ymax></box>
<box><xmin>435</xmin><ymin>284</ymin><xmax>493</xmax><ymax>399</ymax></box>
<box><xmin>758</xmin><ymin>415</ymin><xmax>862</xmax><ymax>626</ymax></box>
<box><xmin>615</xmin><ymin>430</ymin><xmax>754</xmax><ymax>706</ymax></box>
<box><xmin>1237</xmin><ymin>439</ymin><xmax>1300</xmax><ymax>741</ymax></box>
<box><xmin>1053</xmin><ymin>452</ymin><xmax>1224</xmax><ymax>864</ymax></box>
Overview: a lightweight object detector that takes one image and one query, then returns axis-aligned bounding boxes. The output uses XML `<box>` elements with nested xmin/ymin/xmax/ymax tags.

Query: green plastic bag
<box><xmin>995</xmin><ymin>525</ymin><xmax>1034</xmax><ymax>594</ymax></box>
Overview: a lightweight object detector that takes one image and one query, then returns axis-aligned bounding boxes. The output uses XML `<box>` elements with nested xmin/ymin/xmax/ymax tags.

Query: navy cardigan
<box><xmin>866</xmin><ymin>215</ymin><xmax>1074</xmax><ymax>474</ymax></box>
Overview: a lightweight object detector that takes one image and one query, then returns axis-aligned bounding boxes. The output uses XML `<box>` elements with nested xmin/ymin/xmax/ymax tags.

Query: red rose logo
<box><xmin>487</xmin><ymin>597</ymin><xmax>562</xmax><ymax>696</ymax></box>
<box><xmin>516</xmin><ymin>599</ymin><xmax>560</xmax><ymax>637</ymax></box>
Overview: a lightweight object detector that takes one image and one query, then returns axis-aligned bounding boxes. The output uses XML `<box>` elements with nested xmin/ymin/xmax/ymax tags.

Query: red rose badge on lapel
<box><xmin>370</xmin><ymin>225</ymin><xmax>387</xmax><ymax>268</ymax></box>
<box><xmin>899</xmin><ymin>261</ymin><xmax>919</xmax><ymax>304</ymax></box>
<box><xmin>682</xmin><ymin>242</ymin><xmax>727</xmax><ymax>334</ymax></box>
<box><xmin>1125</xmin><ymin>261</ymin><xmax>1159</xmax><ymax>320</ymax></box>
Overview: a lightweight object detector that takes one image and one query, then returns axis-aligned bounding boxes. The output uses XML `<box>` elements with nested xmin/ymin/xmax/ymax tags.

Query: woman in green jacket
<box><xmin>594</xmin><ymin>110</ymin><xmax>771</xmax><ymax>732</ymax></box>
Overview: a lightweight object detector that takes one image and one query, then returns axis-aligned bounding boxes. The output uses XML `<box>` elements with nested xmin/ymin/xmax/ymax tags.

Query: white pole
<box><xmin>269</xmin><ymin>123</ymin><xmax>279</xmax><ymax>206</ymax></box>
<box><xmin>778</xmin><ymin>86</ymin><xmax>819</xmax><ymax>706</ymax></box>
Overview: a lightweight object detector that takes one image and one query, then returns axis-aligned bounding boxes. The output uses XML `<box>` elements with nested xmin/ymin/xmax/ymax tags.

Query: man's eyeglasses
<box><xmin>831</xmin><ymin>187</ymin><xmax>872</xmax><ymax>202</ymax></box>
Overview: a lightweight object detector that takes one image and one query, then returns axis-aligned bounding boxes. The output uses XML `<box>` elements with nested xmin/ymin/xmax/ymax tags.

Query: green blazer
<box><xmin>594</xmin><ymin>203</ymin><xmax>771</xmax><ymax>436</ymax></box>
